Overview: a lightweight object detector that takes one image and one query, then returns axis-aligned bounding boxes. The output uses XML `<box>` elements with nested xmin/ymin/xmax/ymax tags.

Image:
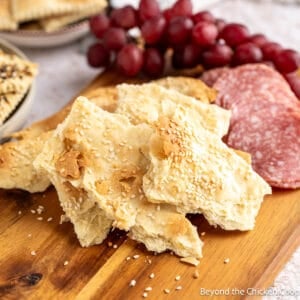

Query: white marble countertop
<box><xmin>19</xmin><ymin>0</ymin><xmax>299</xmax><ymax>299</ymax></box>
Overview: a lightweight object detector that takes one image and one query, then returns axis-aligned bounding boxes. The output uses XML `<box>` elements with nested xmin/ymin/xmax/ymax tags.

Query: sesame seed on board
<box><xmin>129</xmin><ymin>279</ymin><xmax>136</xmax><ymax>287</ymax></box>
<box><xmin>224</xmin><ymin>258</ymin><xmax>230</xmax><ymax>264</ymax></box>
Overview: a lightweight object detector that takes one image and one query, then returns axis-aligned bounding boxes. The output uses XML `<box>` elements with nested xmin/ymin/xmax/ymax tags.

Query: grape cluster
<box><xmin>87</xmin><ymin>0</ymin><xmax>300</xmax><ymax>97</ymax></box>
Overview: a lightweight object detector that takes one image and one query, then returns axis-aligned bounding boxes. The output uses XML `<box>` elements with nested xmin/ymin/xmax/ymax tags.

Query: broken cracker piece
<box><xmin>0</xmin><ymin>132</ymin><xmax>51</xmax><ymax>193</ymax></box>
<box><xmin>116</xmin><ymin>83</ymin><xmax>230</xmax><ymax>138</ymax></box>
<box><xmin>142</xmin><ymin>106</ymin><xmax>271</xmax><ymax>230</ymax></box>
<box><xmin>155</xmin><ymin>76</ymin><xmax>216</xmax><ymax>104</ymax></box>
<box><xmin>180</xmin><ymin>257</ymin><xmax>200</xmax><ymax>266</ymax></box>
<box><xmin>34</xmin><ymin>97</ymin><xmax>203</xmax><ymax>258</ymax></box>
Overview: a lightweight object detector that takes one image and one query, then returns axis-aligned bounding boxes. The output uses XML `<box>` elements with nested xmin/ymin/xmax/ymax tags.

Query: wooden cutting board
<box><xmin>0</xmin><ymin>71</ymin><xmax>299</xmax><ymax>300</ymax></box>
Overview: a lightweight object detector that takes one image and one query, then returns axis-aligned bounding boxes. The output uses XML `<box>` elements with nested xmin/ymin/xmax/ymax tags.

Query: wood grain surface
<box><xmin>0</xmin><ymin>71</ymin><xmax>299</xmax><ymax>300</ymax></box>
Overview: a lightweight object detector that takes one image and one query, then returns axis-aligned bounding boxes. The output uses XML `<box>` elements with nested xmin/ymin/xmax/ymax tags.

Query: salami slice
<box><xmin>227</xmin><ymin>106</ymin><xmax>300</xmax><ymax>188</ymax></box>
<box><xmin>200</xmin><ymin>67</ymin><xmax>229</xmax><ymax>87</ymax></box>
<box><xmin>213</xmin><ymin>63</ymin><xmax>300</xmax><ymax>189</ymax></box>
<box><xmin>214</xmin><ymin>64</ymin><xmax>299</xmax><ymax>109</ymax></box>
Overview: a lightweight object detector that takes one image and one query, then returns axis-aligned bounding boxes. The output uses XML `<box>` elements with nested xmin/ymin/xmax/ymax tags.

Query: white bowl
<box><xmin>0</xmin><ymin>38</ymin><xmax>36</xmax><ymax>141</ymax></box>
<box><xmin>0</xmin><ymin>21</ymin><xmax>89</xmax><ymax>48</ymax></box>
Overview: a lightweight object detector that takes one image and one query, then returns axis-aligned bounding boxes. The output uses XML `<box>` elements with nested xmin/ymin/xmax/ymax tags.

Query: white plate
<box><xmin>0</xmin><ymin>21</ymin><xmax>89</xmax><ymax>48</ymax></box>
<box><xmin>0</xmin><ymin>38</ymin><xmax>36</xmax><ymax>141</ymax></box>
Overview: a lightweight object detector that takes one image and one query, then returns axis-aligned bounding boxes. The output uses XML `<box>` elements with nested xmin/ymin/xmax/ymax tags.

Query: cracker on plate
<box><xmin>0</xmin><ymin>50</ymin><xmax>37</xmax><ymax>94</ymax></box>
<box><xmin>12</xmin><ymin>0</ymin><xmax>107</xmax><ymax>23</ymax></box>
<box><xmin>40</xmin><ymin>2</ymin><xmax>107</xmax><ymax>32</ymax></box>
<box><xmin>0</xmin><ymin>0</ymin><xmax>18</xmax><ymax>30</ymax></box>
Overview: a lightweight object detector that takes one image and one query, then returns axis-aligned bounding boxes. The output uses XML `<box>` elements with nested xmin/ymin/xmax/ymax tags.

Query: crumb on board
<box><xmin>47</xmin><ymin>217</ymin><xmax>53</xmax><ymax>222</ymax></box>
<box><xmin>175</xmin><ymin>275</ymin><xmax>181</xmax><ymax>281</ymax></box>
<box><xmin>129</xmin><ymin>279</ymin><xmax>136</xmax><ymax>287</ymax></box>
<box><xmin>142</xmin><ymin>292</ymin><xmax>148</xmax><ymax>298</ymax></box>
<box><xmin>107</xmin><ymin>242</ymin><xmax>113</xmax><ymax>247</ymax></box>
<box><xmin>180</xmin><ymin>257</ymin><xmax>200</xmax><ymax>266</ymax></box>
<box><xmin>149</xmin><ymin>273</ymin><xmax>155</xmax><ymax>279</ymax></box>
<box><xmin>164</xmin><ymin>288</ymin><xmax>170</xmax><ymax>294</ymax></box>
<box><xmin>113</xmin><ymin>244</ymin><xmax>118</xmax><ymax>249</ymax></box>
<box><xmin>133</xmin><ymin>254</ymin><xmax>140</xmax><ymax>259</ymax></box>
<box><xmin>200</xmin><ymin>232</ymin><xmax>206</xmax><ymax>236</ymax></box>
<box><xmin>28</xmin><ymin>233</ymin><xmax>32</xmax><ymax>238</ymax></box>
<box><xmin>224</xmin><ymin>258</ymin><xmax>230</xmax><ymax>264</ymax></box>
<box><xmin>18</xmin><ymin>210</ymin><xmax>22</xmax><ymax>215</ymax></box>
<box><xmin>31</xmin><ymin>250</ymin><xmax>36</xmax><ymax>256</ymax></box>
<box><xmin>37</xmin><ymin>217</ymin><xmax>43</xmax><ymax>221</ymax></box>
<box><xmin>146</xmin><ymin>258</ymin><xmax>152</xmax><ymax>264</ymax></box>
<box><xmin>145</xmin><ymin>287</ymin><xmax>152</xmax><ymax>292</ymax></box>
<box><xmin>64</xmin><ymin>260</ymin><xmax>69</xmax><ymax>266</ymax></box>
<box><xmin>60</xmin><ymin>214</ymin><xmax>69</xmax><ymax>224</ymax></box>
<box><xmin>126</xmin><ymin>256</ymin><xmax>131</xmax><ymax>261</ymax></box>
<box><xmin>31</xmin><ymin>209</ymin><xmax>36</xmax><ymax>214</ymax></box>
<box><xmin>176</xmin><ymin>286</ymin><xmax>182</xmax><ymax>291</ymax></box>
<box><xmin>193</xmin><ymin>270</ymin><xmax>200</xmax><ymax>279</ymax></box>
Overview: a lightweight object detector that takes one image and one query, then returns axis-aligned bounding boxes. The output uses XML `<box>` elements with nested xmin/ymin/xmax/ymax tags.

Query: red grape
<box><xmin>247</xmin><ymin>34</ymin><xmax>268</xmax><ymax>48</ymax></box>
<box><xmin>215</xmin><ymin>18</ymin><xmax>226</xmax><ymax>32</ymax></box>
<box><xmin>110</xmin><ymin>5</ymin><xmax>137</xmax><ymax>29</ymax></box>
<box><xmin>89</xmin><ymin>14</ymin><xmax>110</xmax><ymax>39</ymax></box>
<box><xmin>170</xmin><ymin>0</ymin><xmax>193</xmax><ymax>18</ymax></box>
<box><xmin>261</xmin><ymin>42</ymin><xmax>282</xmax><ymax>61</ymax></box>
<box><xmin>193</xmin><ymin>11</ymin><xmax>215</xmax><ymax>24</ymax></box>
<box><xmin>273</xmin><ymin>49</ymin><xmax>300</xmax><ymax>74</ymax></box>
<box><xmin>181</xmin><ymin>43</ymin><xmax>201</xmax><ymax>68</ymax></box>
<box><xmin>172</xmin><ymin>44</ymin><xmax>200</xmax><ymax>69</ymax></box>
<box><xmin>192</xmin><ymin>21</ymin><xmax>218</xmax><ymax>46</ymax></box>
<box><xmin>117</xmin><ymin>44</ymin><xmax>143</xmax><ymax>76</ymax></box>
<box><xmin>172</xmin><ymin>48</ymin><xmax>185</xmax><ymax>69</ymax></box>
<box><xmin>87</xmin><ymin>43</ymin><xmax>110</xmax><ymax>68</ymax></box>
<box><xmin>219</xmin><ymin>23</ymin><xmax>250</xmax><ymax>47</ymax></box>
<box><xmin>103</xmin><ymin>27</ymin><xmax>127</xmax><ymax>51</ymax></box>
<box><xmin>167</xmin><ymin>16</ymin><xmax>193</xmax><ymax>45</ymax></box>
<box><xmin>143</xmin><ymin>48</ymin><xmax>165</xmax><ymax>77</ymax></box>
<box><xmin>285</xmin><ymin>71</ymin><xmax>300</xmax><ymax>99</ymax></box>
<box><xmin>232</xmin><ymin>42</ymin><xmax>263</xmax><ymax>66</ymax></box>
<box><xmin>202</xmin><ymin>44</ymin><xmax>233</xmax><ymax>68</ymax></box>
<box><xmin>138</xmin><ymin>0</ymin><xmax>160</xmax><ymax>23</ymax></box>
<box><xmin>141</xmin><ymin>16</ymin><xmax>166</xmax><ymax>45</ymax></box>
<box><xmin>163</xmin><ymin>8</ymin><xmax>173</xmax><ymax>23</ymax></box>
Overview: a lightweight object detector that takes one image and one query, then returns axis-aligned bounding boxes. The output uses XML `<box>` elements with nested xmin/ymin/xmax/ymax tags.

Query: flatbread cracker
<box><xmin>155</xmin><ymin>76</ymin><xmax>216</xmax><ymax>104</ymax></box>
<box><xmin>0</xmin><ymin>132</ymin><xmax>51</xmax><ymax>193</ymax></box>
<box><xmin>116</xmin><ymin>83</ymin><xmax>231</xmax><ymax>138</ymax></box>
<box><xmin>0</xmin><ymin>50</ymin><xmax>38</xmax><ymax>94</ymax></box>
<box><xmin>40</xmin><ymin>3</ymin><xmax>106</xmax><ymax>32</ymax></box>
<box><xmin>34</xmin><ymin>97</ymin><xmax>203</xmax><ymax>258</ymax></box>
<box><xmin>0</xmin><ymin>91</ymin><xmax>27</xmax><ymax>125</ymax></box>
<box><xmin>0</xmin><ymin>0</ymin><xmax>18</xmax><ymax>30</ymax></box>
<box><xmin>12</xmin><ymin>0</ymin><xmax>107</xmax><ymax>22</ymax></box>
<box><xmin>142</xmin><ymin>107</ymin><xmax>272</xmax><ymax>231</ymax></box>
